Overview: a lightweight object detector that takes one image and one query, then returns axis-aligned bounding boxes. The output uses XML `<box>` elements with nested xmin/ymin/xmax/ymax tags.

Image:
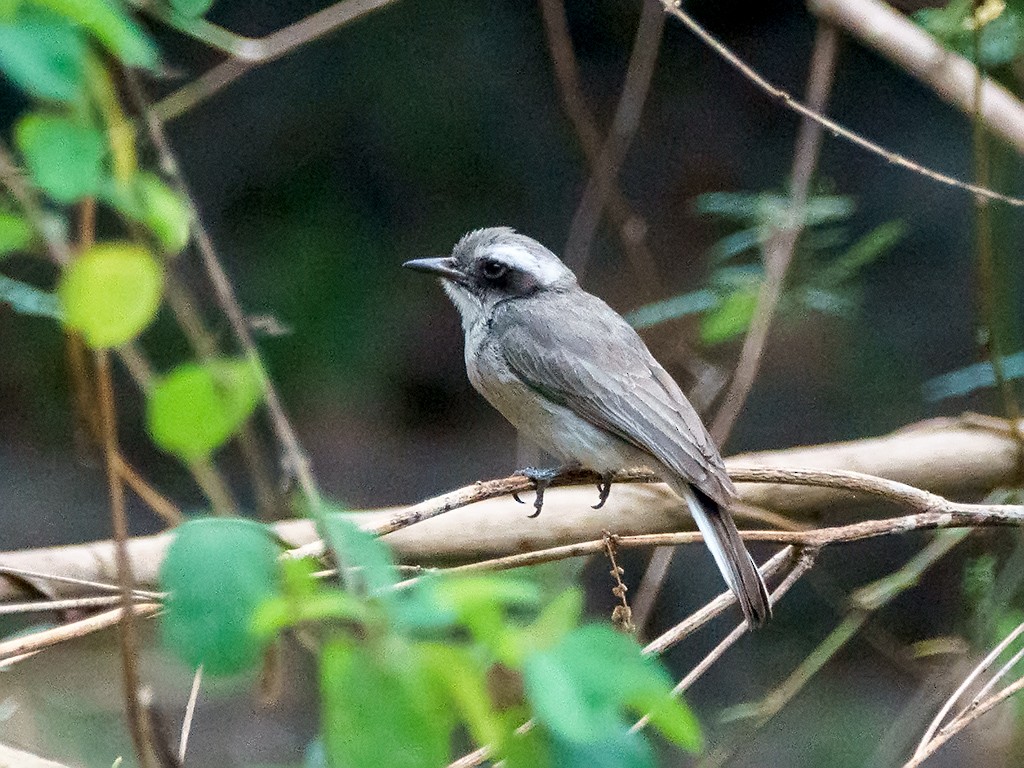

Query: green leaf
<box><xmin>700</xmin><ymin>283</ymin><xmax>760</xmax><ymax>344</ymax></box>
<box><xmin>624</xmin><ymin>289</ymin><xmax>718</xmax><ymax>330</ymax></box>
<box><xmin>435</xmin><ymin>575</ymin><xmax>541</xmax><ymax>659</ymax></box>
<box><xmin>169</xmin><ymin>0</ymin><xmax>215</xmax><ymax>18</ymax></box>
<box><xmin>58</xmin><ymin>242</ymin><xmax>163</xmax><ymax>348</ymax></box>
<box><xmin>546</xmin><ymin>723</ymin><xmax>655</xmax><ymax>768</ymax></box>
<box><xmin>160</xmin><ymin>518</ymin><xmax>280</xmax><ymax>675</ymax></box>
<box><xmin>321</xmin><ymin>640</ymin><xmax>451</xmax><ymax>768</ymax></box>
<box><xmin>253</xmin><ymin>558</ymin><xmax>370</xmax><ymax>638</ymax></box>
<box><xmin>0</xmin><ymin>274</ymin><xmax>61</xmax><ymax>319</ymax></box>
<box><xmin>523</xmin><ymin>589</ymin><xmax>583</xmax><ymax>652</ymax></box>
<box><xmin>322</xmin><ymin>511</ymin><xmax>398</xmax><ymax>597</ymax></box>
<box><xmin>817</xmin><ymin>221</ymin><xmax>905</xmax><ymax>288</ymax></box>
<box><xmin>106</xmin><ymin>173</ymin><xmax>191</xmax><ymax>254</ymax></box>
<box><xmin>146</xmin><ymin>357</ymin><xmax>263</xmax><ymax>461</ymax></box>
<box><xmin>15</xmin><ymin>112</ymin><xmax>105</xmax><ymax>202</ymax></box>
<box><xmin>420</xmin><ymin>643</ymin><xmax>506</xmax><ymax>749</ymax></box>
<box><xmin>0</xmin><ymin>8</ymin><xmax>86</xmax><ymax>101</ymax></box>
<box><xmin>524</xmin><ymin>625</ymin><xmax>702</xmax><ymax>752</ymax></box>
<box><xmin>33</xmin><ymin>0</ymin><xmax>158</xmax><ymax>68</ymax></box>
<box><xmin>524</xmin><ymin>648</ymin><xmax>614</xmax><ymax>742</ymax></box>
<box><xmin>0</xmin><ymin>212</ymin><xmax>32</xmax><ymax>256</ymax></box>
<box><xmin>924</xmin><ymin>350</ymin><xmax>1024</xmax><ymax>402</ymax></box>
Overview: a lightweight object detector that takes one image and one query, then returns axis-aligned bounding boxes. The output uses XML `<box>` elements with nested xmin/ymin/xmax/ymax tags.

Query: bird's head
<box><xmin>404</xmin><ymin>228</ymin><xmax>577</xmax><ymax>327</ymax></box>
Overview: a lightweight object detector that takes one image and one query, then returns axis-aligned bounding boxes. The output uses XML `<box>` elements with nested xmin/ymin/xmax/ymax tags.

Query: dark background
<box><xmin>2</xmin><ymin>0</ymin><xmax>1024</xmax><ymax>765</ymax></box>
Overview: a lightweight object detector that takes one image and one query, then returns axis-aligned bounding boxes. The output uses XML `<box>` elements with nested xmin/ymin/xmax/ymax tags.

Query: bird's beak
<box><xmin>402</xmin><ymin>256</ymin><xmax>467</xmax><ymax>284</ymax></box>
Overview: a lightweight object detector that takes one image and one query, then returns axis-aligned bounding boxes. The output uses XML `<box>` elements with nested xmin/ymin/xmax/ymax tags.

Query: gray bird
<box><xmin>404</xmin><ymin>227</ymin><xmax>770</xmax><ymax>627</ymax></box>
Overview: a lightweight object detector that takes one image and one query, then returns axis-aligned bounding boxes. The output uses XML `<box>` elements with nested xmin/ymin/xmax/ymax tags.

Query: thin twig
<box><xmin>0</xmin><ymin>603</ymin><xmax>161</xmax><ymax>663</ymax></box>
<box><xmin>659</xmin><ymin>1</ymin><xmax>1024</xmax><ymax>207</ymax></box>
<box><xmin>968</xmin><ymin>15</ymin><xmax>1023</xmax><ymax>439</ymax></box>
<box><xmin>563</xmin><ymin>0</ymin><xmax>665</xmax><ymax>279</ymax></box>
<box><xmin>904</xmin><ymin>670</ymin><xmax>1024</xmax><ymax>767</ymax></box>
<box><xmin>0</xmin><ymin>565</ymin><xmax>163</xmax><ymax>599</ymax></box>
<box><xmin>97</xmin><ymin>348</ymin><xmax>160</xmax><ymax>768</ymax></box>
<box><xmin>178</xmin><ymin>666</ymin><xmax>203</xmax><ymax>765</ymax></box>
<box><xmin>630</xmin><ymin>548</ymin><xmax>818</xmax><ymax>732</ymax></box>
<box><xmin>0</xmin><ymin>594</ymin><xmax>127</xmax><ymax>614</ymax></box>
<box><xmin>146</xmin><ymin>0</ymin><xmax>402</xmax><ymax>121</ymax></box>
<box><xmin>641</xmin><ymin>547</ymin><xmax>795</xmax><ymax>656</ymax></box>
<box><xmin>914</xmin><ymin>617</ymin><xmax>1024</xmax><ymax>754</ymax></box>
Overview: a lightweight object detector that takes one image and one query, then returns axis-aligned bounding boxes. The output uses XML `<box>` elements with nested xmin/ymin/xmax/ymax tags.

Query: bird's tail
<box><xmin>678</xmin><ymin>485</ymin><xmax>771</xmax><ymax>628</ymax></box>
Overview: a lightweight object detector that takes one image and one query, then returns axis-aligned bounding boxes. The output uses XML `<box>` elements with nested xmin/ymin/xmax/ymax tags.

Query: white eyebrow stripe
<box><xmin>488</xmin><ymin>245</ymin><xmax>565</xmax><ymax>284</ymax></box>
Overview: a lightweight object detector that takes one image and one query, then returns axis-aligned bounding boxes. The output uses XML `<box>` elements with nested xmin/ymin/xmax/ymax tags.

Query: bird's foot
<box><xmin>512</xmin><ymin>466</ymin><xmax>561</xmax><ymax>518</ymax></box>
<box><xmin>592</xmin><ymin>473</ymin><xmax>614</xmax><ymax>509</ymax></box>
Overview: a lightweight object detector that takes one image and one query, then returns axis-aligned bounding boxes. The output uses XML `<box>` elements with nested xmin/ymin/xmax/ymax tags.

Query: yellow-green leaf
<box><xmin>146</xmin><ymin>358</ymin><xmax>263</xmax><ymax>461</ymax></box>
<box><xmin>58</xmin><ymin>242</ymin><xmax>163</xmax><ymax>348</ymax></box>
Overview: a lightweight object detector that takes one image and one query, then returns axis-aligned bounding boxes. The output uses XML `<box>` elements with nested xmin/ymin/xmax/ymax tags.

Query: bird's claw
<box><xmin>592</xmin><ymin>474</ymin><xmax>613</xmax><ymax>509</ymax></box>
<box><xmin>513</xmin><ymin>466</ymin><xmax>560</xmax><ymax>518</ymax></box>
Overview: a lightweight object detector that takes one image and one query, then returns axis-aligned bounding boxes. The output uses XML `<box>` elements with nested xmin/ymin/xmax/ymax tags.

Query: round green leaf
<box><xmin>0</xmin><ymin>9</ymin><xmax>86</xmax><ymax>101</ymax></box>
<box><xmin>160</xmin><ymin>518</ymin><xmax>280</xmax><ymax>675</ymax></box>
<box><xmin>15</xmin><ymin>112</ymin><xmax>105</xmax><ymax>202</ymax></box>
<box><xmin>58</xmin><ymin>243</ymin><xmax>163</xmax><ymax>348</ymax></box>
<box><xmin>146</xmin><ymin>358</ymin><xmax>263</xmax><ymax>461</ymax></box>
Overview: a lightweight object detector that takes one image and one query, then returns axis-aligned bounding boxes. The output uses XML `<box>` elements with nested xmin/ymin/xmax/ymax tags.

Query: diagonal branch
<box><xmin>143</xmin><ymin>0</ymin><xmax>401</xmax><ymax>121</ymax></box>
<box><xmin>659</xmin><ymin>1</ymin><xmax>1024</xmax><ymax>206</ymax></box>
<box><xmin>562</xmin><ymin>0</ymin><xmax>666</xmax><ymax>278</ymax></box>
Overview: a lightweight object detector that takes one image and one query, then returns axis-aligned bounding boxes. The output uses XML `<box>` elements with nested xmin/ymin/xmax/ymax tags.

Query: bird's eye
<box><xmin>481</xmin><ymin>260</ymin><xmax>508</xmax><ymax>280</ymax></box>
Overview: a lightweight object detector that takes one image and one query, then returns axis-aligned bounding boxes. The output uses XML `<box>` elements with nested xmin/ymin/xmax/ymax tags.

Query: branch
<box><xmin>562</xmin><ymin>0</ymin><xmax>665</xmax><ymax>278</ymax></box>
<box><xmin>0</xmin><ymin>416</ymin><xmax>1019</xmax><ymax>598</ymax></box>
<box><xmin>659</xmin><ymin>1</ymin><xmax>1024</xmax><ymax>206</ymax></box>
<box><xmin>808</xmin><ymin>0</ymin><xmax>1024</xmax><ymax>155</ymax></box>
<box><xmin>145</xmin><ymin>0</ymin><xmax>401</xmax><ymax>121</ymax></box>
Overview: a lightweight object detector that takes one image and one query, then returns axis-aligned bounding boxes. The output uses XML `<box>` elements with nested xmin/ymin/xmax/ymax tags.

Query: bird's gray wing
<box><xmin>496</xmin><ymin>294</ymin><xmax>735</xmax><ymax>506</ymax></box>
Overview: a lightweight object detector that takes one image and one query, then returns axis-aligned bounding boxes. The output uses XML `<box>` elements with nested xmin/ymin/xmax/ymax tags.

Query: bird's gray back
<box><xmin>485</xmin><ymin>289</ymin><xmax>736</xmax><ymax>506</ymax></box>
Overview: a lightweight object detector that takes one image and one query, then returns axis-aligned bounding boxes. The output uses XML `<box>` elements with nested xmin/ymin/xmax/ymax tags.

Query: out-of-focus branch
<box><xmin>808</xmin><ymin>0</ymin><xmax>1024</xmax><ymax>155</ymax></box>
<box><xmin>0</xmin><ymin>743</ymin><xmax>78</xmax><ymax>768</ymax></box>
<box><xmin>562</xmin><ymin>0</ymin><xmax>665</xmax><ymax>278</ymax></box>
<box><xmin>538</xmin><ymin>0</ymin><xmax>660</xmax><ymax>291</ymax></box>
<box><xmin>709</xmin><ymin>23</ymin><xmax>839</xmax><ymax>444</ymax></box>
<box><xmin>145</xmin><ymin>0</ymin><xmax>401</xmax><ymax>121</ymax></box>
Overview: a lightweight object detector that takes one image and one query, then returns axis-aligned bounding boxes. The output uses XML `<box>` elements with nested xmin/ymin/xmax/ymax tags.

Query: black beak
<box><xmin>402</xmin><ymin>256</ymin><xmax>467</xmax><ymax>284</ymax></box>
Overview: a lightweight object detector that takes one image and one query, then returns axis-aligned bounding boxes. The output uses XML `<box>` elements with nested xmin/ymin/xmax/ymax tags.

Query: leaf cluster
<box><xmin>160</xmin><ymin>512</ymin><xmax>703</xmax><ymax>768</ymax></box>
<box><xmin>625</xmin><ymin>190</ymin><xmax>904</xmax><ymax>344</ymax></box>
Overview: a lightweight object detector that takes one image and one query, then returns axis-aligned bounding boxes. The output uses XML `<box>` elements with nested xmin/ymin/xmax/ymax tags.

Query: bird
<box><xmin>403</xmin><ymin>227</ymin><xmax>770</xmax><ymax>628</ymax></box>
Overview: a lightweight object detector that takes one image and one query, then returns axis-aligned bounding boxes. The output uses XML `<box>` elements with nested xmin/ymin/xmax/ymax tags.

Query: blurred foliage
<box><xmin>916</xmin><ymin>0</ymin><xmax>1024</xmax><ymax>68</ymax></box>
<box><xmin>626</xmin><ymin>190</ymin><xmax>904</xmax><ymax>344</ymax></box>
<box><xmin>924</xmin><ymin>349</ymin><xmax>1024</xmax><ymax>401</ymax></box>
<box><xmin>161</xmin><ymin>511</ymin><xmax>702</xmax><ymax>767</ymax></box>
